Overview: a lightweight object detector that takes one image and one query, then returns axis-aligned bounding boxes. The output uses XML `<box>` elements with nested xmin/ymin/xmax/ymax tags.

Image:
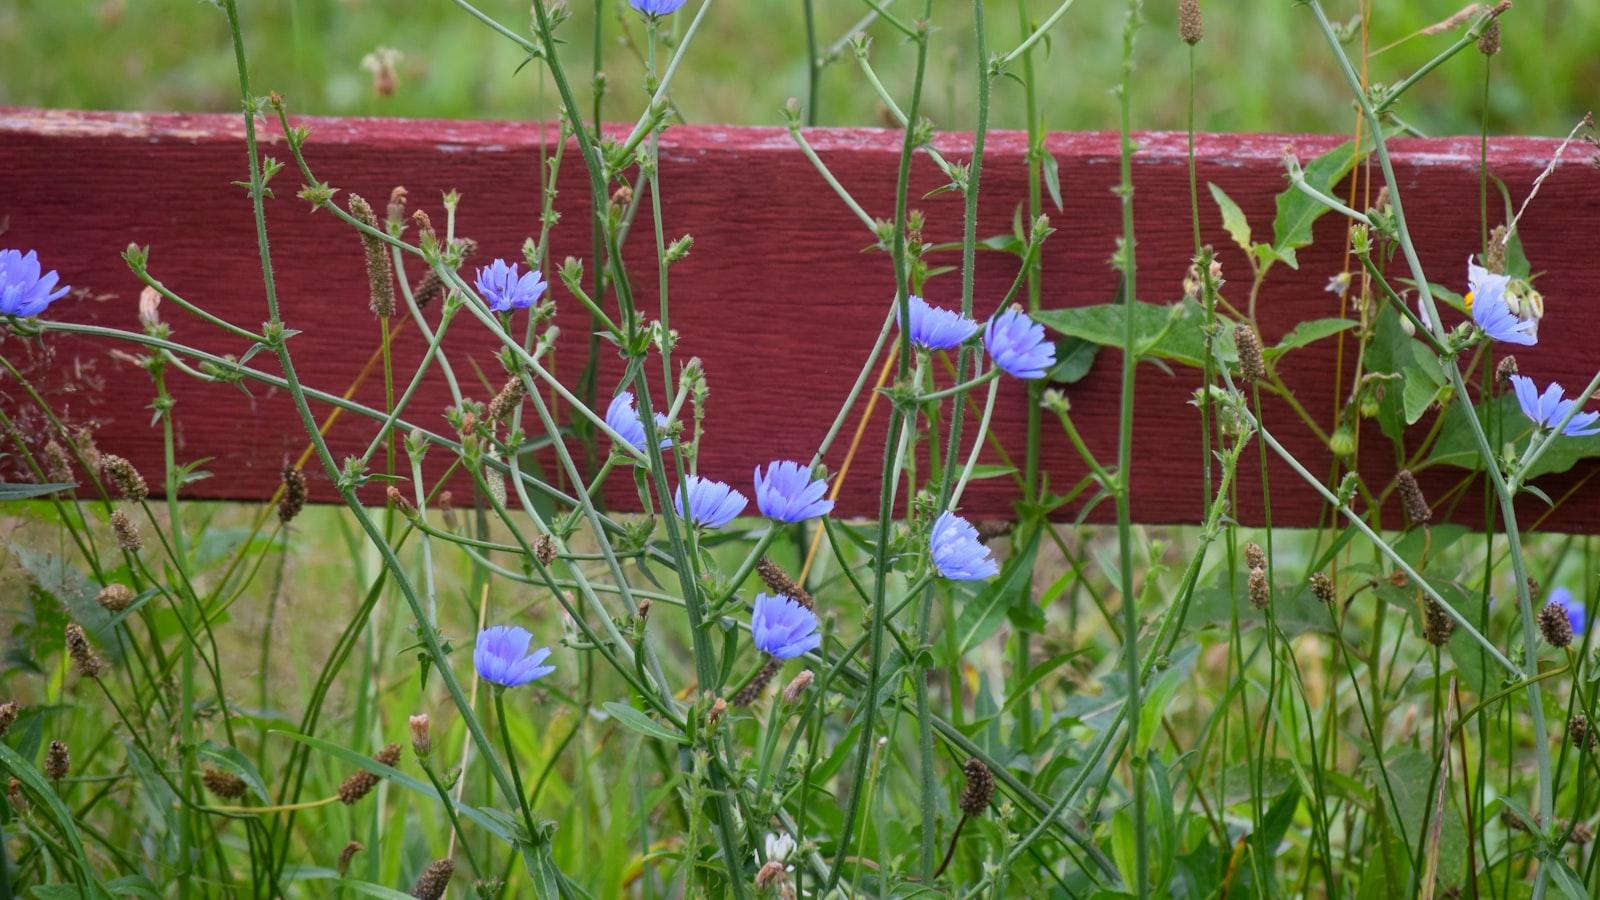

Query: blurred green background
<box><xmin>0</xmin><ymin>0</ymin><xmax>1593</xmax><ymax>136</ymax></box>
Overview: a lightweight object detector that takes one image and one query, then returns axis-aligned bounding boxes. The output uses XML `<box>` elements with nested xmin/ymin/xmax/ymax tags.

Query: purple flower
<box><xmin>753</xmin><ymin>460</ymin><xmax>833</xmax><ymax>523</ymax></box>
<box><xmin>1510</xmin><ymin>375</ymin><xmax>1600</xmax><ymax>437</ymax></box>
<box><xmin>630</xmin><ymin>0</ymin><xmax>687</xmax><ymax>14</ymax></box>
<box><xmin>983</xmin><ymin>308</ymin><xmax>1055</xmax><ymax>379</ymax></box>
<box><xmin>1549</xmin><ymin>587</ymin><xmax>1587</xmax><ymax>635</ymax></box>
<box><xmin>751</xmin><ymin>593</ymin><xmax>821</xmax><ymax>659</ymax></box>
<box><xmin>473</xmin><ymin>625</ymin><xmax>555</xmax><ymax>688</ymax></box>
<box><xmin>0</xmin><ymin>250</ymin><xmax>70</xmax><ymax>318</ymax></box>
<box><xmin>930</xmin><ymin>511</ymin><xmax>998</xmax><ymax>581</ymax></box>
<box><xmin>900</xmin><ymin>295</ymin><xmax>979</xmax><ymax>351</ymax></box>
<box><xmin>605</xmin><ymin>392</ymin><xmax>672</xmax><ymax>452</ymax></box>
<box><xmin>475</xmin><ymin>258</ymin><xmax>548</xmax><ymax>313</ymax></box>
<box><xmin>1468</xmin><ymin>258</ymin><xmax>1536</xmax><ymax>346</ymax></box>
<box><xmin>675</xmin><ymin>475</ymin><xmax>747</xmax><ymax>529</ymax></box>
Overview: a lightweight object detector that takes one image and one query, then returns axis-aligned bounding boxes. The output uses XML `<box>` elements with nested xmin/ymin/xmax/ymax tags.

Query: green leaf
<box><xmin>196</xmin><ymin>740</ymin><xmax>271</xmax><ymax>803</ymax></box>
<box><xmin>952</xmin><ymin>527</ymin><xmax>1039</xmax><ymax>660</ymax></box>
<box><xmin>1265</xmin><ymin>317</ymin><xmax>1358</xmax><ymax>359</ymax></box>
<box><xmin>1046</xmin><ymin>337</ymin><xmax>1100</xmax><ymax>383</ymax></box>
<box><xmin>0</xmin><ymin>743</ymin><xmax>109</xmax><ymax>898</ymax></box>
<box><xmin>1546</xmin><ymin>857</ymin><xmax>1587</xmax><ymax>900</ymax></box>
<box><xmin>1042</xmin><ymin>148</ymin><xmax>1064</xmax><ymax>212</ymax></box>
<box><xmin>1034</xmin><ymin>299</ymin><xmax>1235</xmax><ymax>370</ymax></box>
<box><xmin>600</xmin><ymin>701</ymin><xmax>688</xmax><ymax>745</ymax></box>
<box><xmin>1207</xmin><ymin>182</ymin><xmax>1251</xmax><ymax>252</ymax></box>
<box><xmin>7</xmin><ymin>545</ymin><xmax>121</xmax><ymax>661</ymax></box>
<box><xmin>0</xmin><ymin>482</ymin><xmax>75</xmax><ymax>500</ymax></box>
<box><xmin>1426</xmin><ymin>393</ymin><xmax>1600</xmax><ymax>480</ymax></box>
<box><xmin>1274</xmin><ymin>132</ymin><xmax>1378</xmax><ymax>253</ymax></box>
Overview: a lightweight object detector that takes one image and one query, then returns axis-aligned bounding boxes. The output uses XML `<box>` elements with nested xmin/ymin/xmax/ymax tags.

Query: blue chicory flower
<box><xmin>629</xmin><ymin>0</ymin><xmax>688</xmax><ymax>15</ymax></box>
<box><xmin>605</xmin><ymin>392</ymin><xmax>672</xmax><ymax>452</ymax></box>
<box><xmin>751</xmin><ymin>593</ymin><xmax>821</xmax><ymax>659</ymax></box>
<box><xmin>983</xmin><ymin>307</ymin><xmax>1056</xmax><ymax>379</ymax></box>
<box><xmin>675</xmin><ymin>475</ymin><xmax>748</xmax><ymax>529</ymax></box>
<box><xmin>475</xmin><ymin>258</ymin><xmax>548</xmax><ymax>313</ymax></box>
<box><xmin>1510</xmin><ymin>375</ymin><xmax>1600</xmax><ymax>437</ymax></box>
<box><xmin>1548</xmin><ymin>587</ymin><xmax>1587</xmax><ymax>636</ymax></box>
<box><xmin>0</xmin><ymin>249</ymin><xmax>70</xmax><ymax>318</ymax></box>
<box><xmin>929</xmin><ymin>510</ymin><xmax>999</xmax><ymax>581</ymax></box>
<box><xmin>900</xmin><ymin>295</ymin><xmax>979</xmax><ymax>352</ymax></box>
<box><xmin>753</xmin><ymin>460</ymin><xmax>834</xmax><ymax>523</ymax></box>
<box><xmin>1468</xmin><ymin>257</ymin><xmax>1537</xmax><ymax>346</ymax></box>
<box><xmin>473</xmin><ymin>625</ymin><xmax>556</xmax><ymax>688</ymax></box>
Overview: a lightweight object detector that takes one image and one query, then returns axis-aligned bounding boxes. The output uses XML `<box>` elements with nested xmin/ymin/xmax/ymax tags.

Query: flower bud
<box><xmin>409</xmin><ymin>714</ymin><xmax>432</xmax><ymax>759</ymax></box>
<box><xmin>782</xmin><ymin>669</ymin><xmax>814</xmax><ymax>704</ymax></box>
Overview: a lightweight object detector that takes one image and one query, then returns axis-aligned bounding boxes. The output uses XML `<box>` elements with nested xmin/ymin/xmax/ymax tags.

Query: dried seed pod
<box><xmin>1234</xmin><ymin>323</ymin><xmax>1265</xmax><ymax>384</ymax></box>
<box><xmin>1477</xmin><ymin>19</ymin><xmax>1501</xmax><ymax>56</ymax></box>
<box><xmin>111</xmin><ymin>509</ymin><xmax>142</xmax><ymax>552</ymax></box>
<box><xmin>1396</xmin><ymin>470</ymin><xmax>1432</xmax><ymax>525</ymax></box>
<box><xmin>97</xmin><ymin>583</ymin><xmax>136</xmax><ymax>612</ymax></box>
<box><xmin>1248</xmin><ymin>567</ymin><xmax>1271</xmax><ymax>610</ymax></box>
<box><xmin>782</xmin><ymin>669</ymin><xmax>814</xmax><ymax>704</ymax></box>
<box><xmin>755</xmin><ymin>860</ymin><xmax>789</xmax><ymax>890</ymax></box>
<box><xmin>101</xmin><ymin>454</ymin><xmax>148</xmax><ymax>502</ymax></box>
<box><xmin>1570</xmin><ymin>714</ymin><xmax>1599</xmax><ymax>751</ymax></box>
<box><xmin>958</xmin><ymin>758</ymin><xmax>995</xmax><ymax>818</ymax></box>
<box><xmin>1495</xmin><ymin>354</ymin><xmax>1519</xmax><ymax>387</ymax></box>
<box><xmin>0</xmin><ymin>702</ymin><xmax>18</xmax><ymax>737</ymax></box>
<box><xmin>44</xmin><ymin>740</ymin><xmax>70</xmax><ymax>781</ymax></box>
<box><xmin>486</xmin><ymin>377</ymin><xmax>526</xmax><ymax>422</ymax></box>
<box><xmin>409</xmin><ymin>714</ymin><xmax>432</xmax><ymax>760</ymax></box>
<box><xmin>534</xmin><ymin>534</ymin><xmax>558</xmax><ymax>567</ymax></box>
<box><xmin>733</xmin><ymin>657</ymin><xmax>783</xmax><ymax>707</ymax></box>
<box><xmin>338</xmin><ymin>743</ymin><xmax>402</xmax><ymax>805</ymax></box>
<box><xmin>278</xmin><ymin>465</ymin><xmax>307</xmax><ymax>524</ymax></box>
<box><xmin>386</xmin><ymin>187</ymin><xmax>408</xmax><ymax>231</ymax></box>
<box><xmin>1423</xmin><ymin>600</ymin><xmax>1456</xmax><ymax>647</ymax></box>
<box><xmin>202</xmin><ymin>767</ymin><xmax>247</xmax><ymax>800</ymax></box>
<box><xmin>65</xmin><ymin>624</ymin><xmax>102</xmax><ymax>679</ymax></box>
<box><xmin>409</xmin><ymin>858</ymin><xmax>455</xmax><ymax>900</ymax></box>
<box><xmin>43</xmin><ymin>440</ymin><xmax>73</xmax><ymax>484</ymax></box>
<box><xmin>756</xmin><ymin>557</ymin><xmax>816</xmax><ymax>611</ymax></box>
<box><xmin>1539</xmin><ymin>602</ymin><xmax>1575</xmax><ymax>648</ymax></box>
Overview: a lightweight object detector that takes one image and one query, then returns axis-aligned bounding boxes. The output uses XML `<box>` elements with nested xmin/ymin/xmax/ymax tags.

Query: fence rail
<box><xmin>3</xmin><ymin>107</ymin><xmax>1598</xmax><ymax>530</ymax></box>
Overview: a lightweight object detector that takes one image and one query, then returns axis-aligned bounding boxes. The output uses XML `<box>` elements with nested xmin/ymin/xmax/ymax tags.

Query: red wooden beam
<box><xmin>3</xmin><ymin>107</ymin><xmax>1599</xmax><ymax>530</ymax></box>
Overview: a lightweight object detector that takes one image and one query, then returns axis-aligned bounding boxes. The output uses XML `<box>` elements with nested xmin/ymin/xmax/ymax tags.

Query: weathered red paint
<box><xmin>3</xmin><ymin>107</ymin><xmax>1598</xmax><ymax>530</ymax></box>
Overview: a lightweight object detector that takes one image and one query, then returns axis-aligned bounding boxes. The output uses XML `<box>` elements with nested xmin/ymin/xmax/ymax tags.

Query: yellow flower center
<box><xmin>1463</xmin><ymin>290</ymin><xmax>1474</xmax><ymax>313</ymax></box>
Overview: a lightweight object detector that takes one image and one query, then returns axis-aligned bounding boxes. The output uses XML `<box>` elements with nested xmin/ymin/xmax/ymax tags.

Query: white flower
<box><xmin>765</xmin><ymin>832</ymin><xmax>796</xmax><ymax>864</ymax></box>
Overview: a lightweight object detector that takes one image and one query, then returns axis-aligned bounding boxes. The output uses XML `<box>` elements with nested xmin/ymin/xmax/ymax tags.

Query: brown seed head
<box><xmin>1234</xmin><ymin>323</ymin><xmax>1265</xmax><ymax>384</ymax></box>
<box><xmin>534</xmin><ymin>534</ymin><xmax>558</xmax><ymax>567</ymax></box>
<box><xmin>1178</xmin><ymin>0</ymin><xmax>1203</xmax><ymax>44</ymax></box>
<box><xmin>637</xmin><ymin>597</ymin><xmax>652</xmax><ymax>623</ymax></box>
<box><xmin>101</xmin><ymin>454</ymin><xmax>148</xmax><ymax>502</ymax></box>
<box><xmin>1396</xmin><ymin>470</ymin><xmax>1432</xmax><ymax>525</ymax></box>
<box><xmin>111</xmin><ymin>509</ymin><xmax>142</xmax><ymax>552</ymax></box>
<box><xmin>1485</xmin><ymin>225</ymin><xmax>1510</xmax><ymax>273</ymax></box>
<box><xmin>410</xmin><ymin>858</ymin><xmax>455</xmax><ymax>900</ymax></box>
<box><xmin>349</xmin><ymin>194</ymin><xmax>397</xmax><ymax>318</ymax></box>
<box><xmin>98</xmin><ymin>583</ymin><xmax>136</xmax><ymax>612</ymax></box>
<box><xmin>338</xmin><ymin>743</ymin><xmax>401</xmax><ymax>805</ymax></box>
<box><xmin>337</xmin><ymin>841</ymin><xmax>364</xmax><ymax>876</ymax></box>
<box><xmin>734</xmin><ymin>658</ymin><xmax>783</xmax><ymax>707</ymax></box>
<box><xmin>782</xmin><ymin>669</ymin><xmax>814</xmax><ymax>704</ymax></box>
<box><xmin>1495</xmin><ymin>354</ymin><xmax>1519</xmax><ymax>387</ymax></box>
<box><xmin>756</xmin><ymin>557</ymin><xmax>816</xmax><ymax>610</ymax></box>
<box><xmin>1423</xmin><ymin>600</ymin><xmax>1457</xmax><ymax>647</ymax></box>
<box><xmin>44</xmin><ymin>440</ymin><xmax>73</xmax><ymax>484</ymax></box>
<box><xmin>0</xmin><ymin>702</ymin><xmax>18</xmax><ymax>737</ymax></box>
<box><xmin>45</xmin><ymin>740</ymin><xmax>70</xmax><ymax>781</ymax></box>
<box><xmin>6</xmin><ymin>777</ymin><xmax>22</xmax><ymax>812</ymax></box>
<box><xmin>1309</xmin><ymin>572</ymin><xmax>1336</xmax><ymax>606</ymax></box>
<box><xmin>1539</xmin><ymin>601</ymin><xmax>1575</xmax><ymax>647</ymax></box>
<box><xmin>958</xmin><ymin>757</ymin><xmax>995</xmax><ymax>818</ymax></box>
<box><xmin>1244</xmin><ymin>542</ymin><xmax>1266</xmax><ymax>571</ymax></box>
<box><xmin>1570</xmin><ymin>714</ymin><xmax>1599</xmax><ymax>750</ymax></box>
<box><xmin>1572</xmin><ymin>822</ymin><xmax>1595</xmax><ymax>845</ymax></box>
<box><xmin>487</xmin><ymin>377</ymin><xmax>526</xmax><ymax>422</ymax></box>
<box><xmin>202</xmin><ymin>767</ymin><xmax>247</xmax><ymax>800</ymax></box>
<box><xmin>65</xmin><ymin>624</ymin><xmax>102</xmax><ymax>679</ymax></box>
<box><xmin>1248</xmin><ymin>567</ymin><xmax>1271</xmax><ymax>610</ymax></box>
<box><xmin>1477</xmin><ymin>19</ymin><xmax>1501</xmax><ymax>55</ymax></box>
<box><xmin>279</xmin><ymin>465</ymin><xmax>308</xmax><ymax>524</ymax></box>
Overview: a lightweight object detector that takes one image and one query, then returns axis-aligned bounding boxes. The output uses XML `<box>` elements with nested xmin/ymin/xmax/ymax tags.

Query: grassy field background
<box><xmin>2</xmin><ymin>0</ymin><xmax>1595</xmax><ymax>136</ymax></box>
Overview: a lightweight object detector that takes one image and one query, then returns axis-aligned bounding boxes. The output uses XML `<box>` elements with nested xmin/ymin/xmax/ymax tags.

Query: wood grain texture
<box><xmin>3</xmin><ymin>107</ymin><xmax>1599</xmax><ymax>530</ymax></box>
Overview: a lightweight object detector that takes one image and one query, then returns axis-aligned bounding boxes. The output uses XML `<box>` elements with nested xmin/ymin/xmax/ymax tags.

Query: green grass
<box><xmin>2</xmin><ymin>0</ymin><xmax>1596</xmax><ymax>135</ymax></box>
